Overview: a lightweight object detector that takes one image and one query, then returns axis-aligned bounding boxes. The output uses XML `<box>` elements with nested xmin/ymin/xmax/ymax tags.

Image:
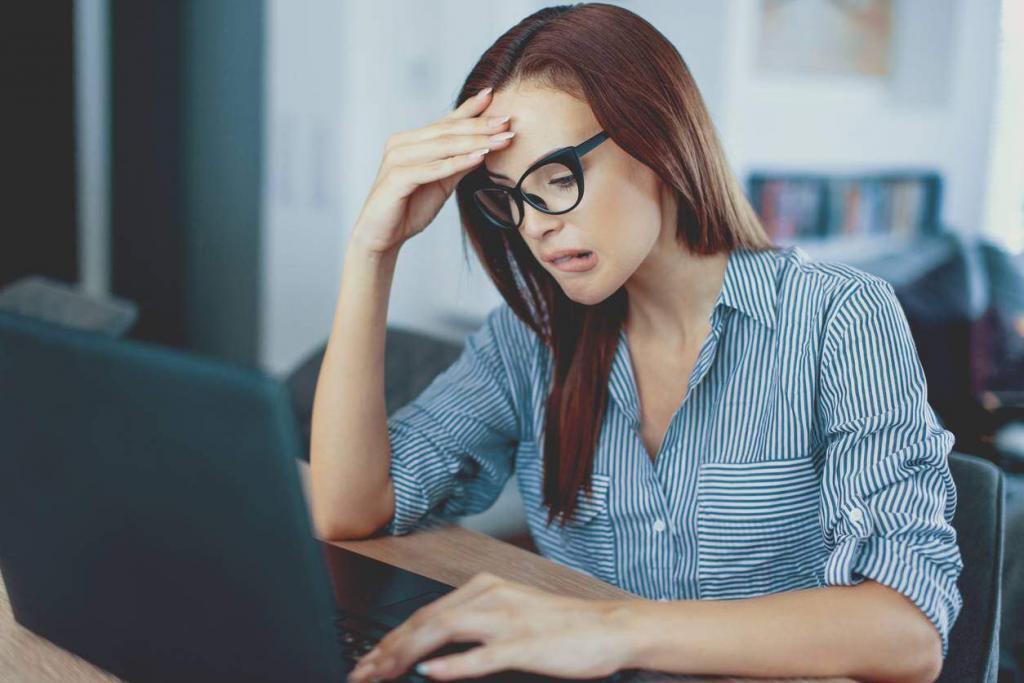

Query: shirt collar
<box><xmin>715</xmin><ymin>246</ymin><xmax>780</xmax><ymax>329</ymax></box>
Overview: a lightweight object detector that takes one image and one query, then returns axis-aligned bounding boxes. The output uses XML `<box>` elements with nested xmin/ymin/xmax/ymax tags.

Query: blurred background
<box><xmin>3</xmin><ymin>0</ymin><xmax>1019</xmax><ymax>374</ymax></box>
<box><xmin>2</xmin><ymin>0</ymin><xmax>1022</xmax><ymax>678</ymax></box>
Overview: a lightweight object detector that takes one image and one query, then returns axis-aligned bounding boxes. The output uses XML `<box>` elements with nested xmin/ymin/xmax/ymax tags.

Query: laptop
<box><xmin>0</xmin><ymin>311</ymin><xmax>622</xmax><ymax>682</ymax></box>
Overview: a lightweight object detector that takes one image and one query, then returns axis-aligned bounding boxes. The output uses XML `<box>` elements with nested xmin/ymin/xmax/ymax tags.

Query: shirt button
<box><xmin>653</xmin><ymin>519</ymin><xmax>666</xmax><ymax>533</ymax></box>
<box><xmin>848</xmin><ymin>507</ymin><xmax>864</xmax><ymax>522</ymax></box>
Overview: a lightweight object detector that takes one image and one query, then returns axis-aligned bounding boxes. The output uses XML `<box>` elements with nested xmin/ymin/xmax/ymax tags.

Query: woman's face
<box><xmin>480</xmin><ymin>84</ymin><xmax>672</xmax><ymax>306</ymax></box>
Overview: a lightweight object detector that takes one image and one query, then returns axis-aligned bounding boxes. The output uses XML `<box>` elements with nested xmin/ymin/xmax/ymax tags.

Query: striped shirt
<box><xmin>383</xmin><ymin>245</ymin><xmax>964</xmax><ymax>657</ymax></box>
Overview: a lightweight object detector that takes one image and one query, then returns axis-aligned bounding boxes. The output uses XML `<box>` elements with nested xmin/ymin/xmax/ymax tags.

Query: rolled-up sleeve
<box><xmin>384</xmin><ymin>305</ymin><xmax>523</xmax><ymax>536</ymax></box>
<box><xmin>817</xmin><ymin>280</ymin><xmax>964</xmax><ymax>658</ymax></box>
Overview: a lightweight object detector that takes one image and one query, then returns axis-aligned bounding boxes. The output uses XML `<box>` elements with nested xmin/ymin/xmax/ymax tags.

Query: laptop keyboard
<box><xmin>336</xmin><ymin>610</ymin><xmax>482</xmax><ymax>682</ymax></box>
<box><xmin>335</xmin><ymin>610</ymin><xmax>634</xmax><ymax>682</ymax></box>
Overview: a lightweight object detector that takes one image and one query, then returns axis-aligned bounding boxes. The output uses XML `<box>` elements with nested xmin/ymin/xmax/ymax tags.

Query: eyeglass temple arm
<box><xmin>576</xmin><ymin>131</ymin><xmax>609</xmax><ymax>157</ymax></box>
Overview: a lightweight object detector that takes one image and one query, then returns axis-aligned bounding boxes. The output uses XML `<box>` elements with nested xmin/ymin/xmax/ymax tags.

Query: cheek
<box><xmin>582</xmin><ymin>181</ymin><xmax>661</xmax><ymax>265</ymax></box>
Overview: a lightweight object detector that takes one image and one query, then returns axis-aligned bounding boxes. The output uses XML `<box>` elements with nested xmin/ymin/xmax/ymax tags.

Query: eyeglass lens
<box><xmin>476</xmin><ymin>160</ymin><xmax>579</xmax><ymax>228</ymax></box>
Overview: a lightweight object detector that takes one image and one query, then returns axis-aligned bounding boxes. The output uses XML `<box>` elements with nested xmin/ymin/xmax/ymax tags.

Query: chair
<box><xmin>285</xmin><ymin>327</ymin><xmax>463</xmax><ymax>462</ymax></box>
<box><xmin>0</xmin><ymin>276</ymin><xmax>137</xmax><ymax>337</ymax></box>
<box><xmin>940</xmin><ymin>451</ymin><xmax>1006</xmax><ymax>682</ymax></box>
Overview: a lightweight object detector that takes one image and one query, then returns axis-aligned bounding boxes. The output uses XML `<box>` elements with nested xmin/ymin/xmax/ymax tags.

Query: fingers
<box><xmin>379</xmin><ymin>148</ymin><xmax>488</xmax><ymax>198</ymax></box>
<box><xmin>389</xmin><ymin>87</ymin><xmax>507</xmax><ymax>149</ymax></box>
<box><xmin>365</xmin><ymin>610</ymin><xmax>500</xmax><ymax>681</ymax></box>
<box><xmin>368</xmin><ymin>573</ymin><xmax>503</xmax><ymax>658</ymax></box>
<box><xmin>415</xmin><ymin>640</ymin><xmax>524</xmax><ymax>681</ymax></box>
<box><xmin>349</xmin><ymin>574</ymin><xmax>508</xmax><ymax>681</ymax></box>
<box><xmin>386</xmin><ymin>128</ymin><xmax>515</xmax><ymax>168</ymax></box>
<box><xmin>406</xmin><ymin>572</ymin><xmax>506</xmax><ymax>623</ymax></box>
<box><xmin>375</xmin><ymin>86</ymin><xmax>514</xmax><ymax>200</ymax></box>
<box><xmin>444</xmin><ymin>86</ymin><xmax>494</xmax><ymax>121</ymax></box>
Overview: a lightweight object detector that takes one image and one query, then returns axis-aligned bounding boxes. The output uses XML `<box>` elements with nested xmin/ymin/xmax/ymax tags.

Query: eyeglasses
<box><xmin>472</xmin><ymin>130</ymin><xmax>610</xmax><ymax>230</ymax></box>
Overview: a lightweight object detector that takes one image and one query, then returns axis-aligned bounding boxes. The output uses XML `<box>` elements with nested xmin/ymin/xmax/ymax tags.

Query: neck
<box><xmin>623</xmin><ymin>239</ymin><xmax>729</xmax><ymax>348</ymax></box>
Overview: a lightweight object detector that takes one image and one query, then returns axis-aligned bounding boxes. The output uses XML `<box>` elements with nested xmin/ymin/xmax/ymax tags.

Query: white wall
<box><xmin>719</xmin><ymin>0</ymin><xmax>1001</xmax><ymax>236</ymax></box>
<box><xmin>259</xmin><ymin>0</ymin><xmax>1004</xmax><ymax>376</ymax></box>
<box><xmin>261</xmin><ymin>0</ymin><xmax>348</xmax><ymax>375</ymax></box>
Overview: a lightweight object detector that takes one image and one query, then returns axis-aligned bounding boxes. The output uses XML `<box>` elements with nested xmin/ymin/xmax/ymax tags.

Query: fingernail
<box><xmin>476</xmin><ymin>86</ymin><xmax>493</xmax><ymax>98</ymax></box>
<box><xmin>352</xmin><ymin>661</ymin><xmax>374</xmax><ymax>680</ymax></box>
<box><xmin>489</xmin><ymin>131</ymin><xmax>515</xmax><ymax>142</ymax></box>
<box><xmin>488</xmin><ymin>115</ymin><xmax>510</xmax><ymax>129</ymax></box>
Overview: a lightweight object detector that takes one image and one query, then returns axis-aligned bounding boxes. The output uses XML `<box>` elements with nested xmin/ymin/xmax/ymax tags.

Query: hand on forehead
<box><xmin>480</xmin><ymin>85</ymin><xmax>597</xmax><ymax>180</ymax></box>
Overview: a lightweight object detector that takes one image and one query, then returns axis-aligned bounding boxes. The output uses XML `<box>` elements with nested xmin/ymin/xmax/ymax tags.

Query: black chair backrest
<box><xmin>941</xmin><ymin>451</ymin><xmax>1005</xmax><ymax>682</ymax></box>
<box><xmin>286</xmin><ymin>327</ymin><xmax>463</xmax><ymax>461</ymax></box>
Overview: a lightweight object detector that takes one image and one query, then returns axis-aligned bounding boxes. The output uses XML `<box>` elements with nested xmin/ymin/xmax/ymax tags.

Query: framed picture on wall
<box><xmin>756</xmin><ymin>0</ymin><xmax>893</xmax><ymax>77</ymax></box>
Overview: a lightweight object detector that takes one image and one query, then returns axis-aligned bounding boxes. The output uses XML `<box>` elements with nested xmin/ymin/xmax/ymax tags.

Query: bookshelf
<box><xmin>746</xmin><ymin>170</ymin><xmax>951</xmax><ymax>287</ymax></box>
<box><xmin>747</xmin><ymin>171</ymin><xmax>943</xmax><ymax>240</ymax></box>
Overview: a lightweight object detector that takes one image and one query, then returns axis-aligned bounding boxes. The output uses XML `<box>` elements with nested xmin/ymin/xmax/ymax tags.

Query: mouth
<box><xmin>549</xmin><ymin>251</ymin><xmax>597</xmax><ymax>272</ymax></box>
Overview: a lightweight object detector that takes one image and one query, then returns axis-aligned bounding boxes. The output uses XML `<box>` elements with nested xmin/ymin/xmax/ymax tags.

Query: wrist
<box><xmin>600</xmin><ymin>599</ymin><xmax>663</xmax><ymax>672</ymax></box>
<box><xmin>348</xmin><ymin>227</ymin><xmax>402</xmax><ymax>262</ymax></box>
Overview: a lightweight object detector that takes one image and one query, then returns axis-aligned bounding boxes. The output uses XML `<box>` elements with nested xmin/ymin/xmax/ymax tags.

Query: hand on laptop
<box><xmin>347</xmin><ymin>571</ymin><xmax>635</xmax><ymax>682</ymax></box>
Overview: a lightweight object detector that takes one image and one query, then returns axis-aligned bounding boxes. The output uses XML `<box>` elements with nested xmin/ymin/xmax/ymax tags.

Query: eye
<box><xmin>551</xmin><ymin>176</ymin><xmax>576</xmax><ymax>188</ymax></box>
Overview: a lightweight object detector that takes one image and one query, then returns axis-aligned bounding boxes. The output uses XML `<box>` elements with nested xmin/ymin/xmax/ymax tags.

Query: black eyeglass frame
<box><xmin>472</xmin><ymin>130</ymin><xmax>610</xmax><ymax>230</ymax></box>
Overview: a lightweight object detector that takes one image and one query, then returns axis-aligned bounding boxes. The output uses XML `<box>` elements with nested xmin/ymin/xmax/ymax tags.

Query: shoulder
<box><xmin>770</xmin><ymin>245</ymin><xmax>900</xmax><ymax>330</ymax></box>
<box><xmin>482</xmin><ymin>301</ymin><xmax>542</xmax><ymax>353</ymax></box>
<box><xmin>774</xmin><ymin>245</ymin><xmax>893</xmax><ymax>299</ymax></box>
<box><xmin>467</xmin><ymin>301</ymin><xmax>545</xmax><ymax>382</ymax></box>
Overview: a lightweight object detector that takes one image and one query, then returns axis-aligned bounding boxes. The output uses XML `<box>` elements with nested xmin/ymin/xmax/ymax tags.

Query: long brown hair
<box><xmin>452</xmin><ymin>2</ymin><xmax>774</xmax><ymax>528</ymax></box>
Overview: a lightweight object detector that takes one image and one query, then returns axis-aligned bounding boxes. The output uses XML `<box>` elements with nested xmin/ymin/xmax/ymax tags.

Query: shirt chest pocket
<box><xmin>696</xmin><ymin>455</ymin><xmax>826</xmax><ymax>599</ymax></box>
<box><xmin>554</xmin><ymin>471</ymin><xmax>617</xmax><ymax>583</ymax></box>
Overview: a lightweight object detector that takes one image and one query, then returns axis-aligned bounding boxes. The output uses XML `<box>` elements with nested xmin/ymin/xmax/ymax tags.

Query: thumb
<box><xmin>440</xmin><ymin>163</ymin><xmax>480</xmax><ymax>196</ymax></box>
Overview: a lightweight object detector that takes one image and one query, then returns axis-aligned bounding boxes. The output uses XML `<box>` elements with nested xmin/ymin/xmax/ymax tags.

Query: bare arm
<box><xmin>307</xmin><ymin>84</ymin><xmax>510</xmax><ymax>541</ymax></box>
<box><xmin>616</xmin><ymin>580</ymin><xmax>942</xmax><ymax>683</ymax></box>
<box><xmin>309</xmin><ymin>232</ymin><xmax>400</xmax><ymax>541</ymax></box>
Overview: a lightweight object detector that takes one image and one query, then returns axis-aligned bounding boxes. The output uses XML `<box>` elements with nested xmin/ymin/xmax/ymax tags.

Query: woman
<box><xmin>310</xmin><ymin>4</ymin><xmax>962</xmax><ymax>682</ymax></box>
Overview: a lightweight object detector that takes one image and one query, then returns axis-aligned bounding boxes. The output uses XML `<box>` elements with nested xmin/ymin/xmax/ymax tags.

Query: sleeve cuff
<box><xmin>384</xmin><ymin>420</ymin><xmax>466</xmax><ymax>536</ymax></box>
<box><xmin>823</xmin><ymin>526</ymin><xmax>964</xmax><ymax>658</ymax></box>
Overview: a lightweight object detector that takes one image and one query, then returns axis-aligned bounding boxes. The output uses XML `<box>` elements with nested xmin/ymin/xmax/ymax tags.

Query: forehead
<box><xmin>480</xmin><ymin>86</ymin><xmax>597</xmax><ymax>179</ymax></box>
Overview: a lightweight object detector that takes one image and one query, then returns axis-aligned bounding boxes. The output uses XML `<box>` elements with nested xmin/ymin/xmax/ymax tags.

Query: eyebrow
<box><xmin>485</xmin><ymin>146</ymin><xmax>560</xmax><ymax>181</ymax></box>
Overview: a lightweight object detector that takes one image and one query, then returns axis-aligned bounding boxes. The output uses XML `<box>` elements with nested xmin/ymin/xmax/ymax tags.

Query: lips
<box><xmin>549</xmin><ymin>250</ymin><xmax>597</xmax><ymax>273</ymax></box>
<box><xmin>543</xmin><ymin>249</ymin><xmax>592</xmax><ymax>264</ymax></box>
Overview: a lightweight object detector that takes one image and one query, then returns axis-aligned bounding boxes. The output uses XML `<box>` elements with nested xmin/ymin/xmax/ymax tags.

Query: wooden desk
<box><xmin>0</xmin><ymin>461</ymin><xmax>855</xmax><ymax>682</ymax></box>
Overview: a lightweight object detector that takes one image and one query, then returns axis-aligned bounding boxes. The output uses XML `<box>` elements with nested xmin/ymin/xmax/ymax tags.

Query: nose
<box><xmin>518</xmin><ymin>203</ymin><xmax>562</xmax><ymax>241</ymax></box>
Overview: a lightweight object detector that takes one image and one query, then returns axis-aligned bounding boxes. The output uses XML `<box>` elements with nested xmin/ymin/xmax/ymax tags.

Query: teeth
<box><xmin>553</xmin><ymin>252</ymin><xmax>590</xmax><ymax>265</ymax></box>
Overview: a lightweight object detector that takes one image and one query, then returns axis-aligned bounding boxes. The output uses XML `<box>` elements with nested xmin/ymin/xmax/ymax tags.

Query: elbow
<box><xmin>309</xmin><ymin>479</ymin><xmax>395</xmax><ymax>543</ymax></box>
<box><xmin>308</xmin><ymin>455</ymin><xmax>395</xmax><ymax>542</ymax></box>
<box><xmin>910</xmin><ymin>633</ymin><xmax>943</xmax><ymax>683</ymax></box>
<box><xmin>895</xmin><ymin>656</ymin><xmax>941</xmax><ymax>683</ymax></box>
<box><xmin>887</xmin><ymin>616</ymin><xmax>944</xmax><ymax>683</ymax></box>
<box><xmin>854</xmin><ymin>581</ymin><xmax>945</xmax><ymax>683</ymax></box>
<box><xmin>903</xmin><ymin>607</ymin><xmax>944</xmax><ymax>683</ymax></box>
<box><xmin>312</xmin><ymin>510</ymin><xmax>386</xmax><ymax>542</ymax></box>
<box><xmin>860</xmin><ymin>633</ymin><xmax>941</xmax><ymax>683</ymax></box>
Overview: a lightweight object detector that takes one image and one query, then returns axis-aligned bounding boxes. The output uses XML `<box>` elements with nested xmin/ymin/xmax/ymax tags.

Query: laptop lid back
<box><xmin>0</xmin><ymin>311</ymin><xmax>345</xmax><ymax>682</ymax></box>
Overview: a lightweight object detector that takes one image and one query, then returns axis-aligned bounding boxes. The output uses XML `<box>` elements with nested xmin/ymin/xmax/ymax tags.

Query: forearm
<box><xmin>609</xmin><ymin>580</ymin><xmax>942</xmax><ymax>683</ymax></box>
<box><xmin>309</xmin><ymin>229</ymin><xmax>400</xmax><ymax>540</ymax></box>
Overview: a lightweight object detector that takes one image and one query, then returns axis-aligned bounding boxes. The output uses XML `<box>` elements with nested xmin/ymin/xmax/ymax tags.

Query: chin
<box><xmin>560</xmin><ymin>280</ymin><xmax>617</xmax><ymax>306</ymax></box>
